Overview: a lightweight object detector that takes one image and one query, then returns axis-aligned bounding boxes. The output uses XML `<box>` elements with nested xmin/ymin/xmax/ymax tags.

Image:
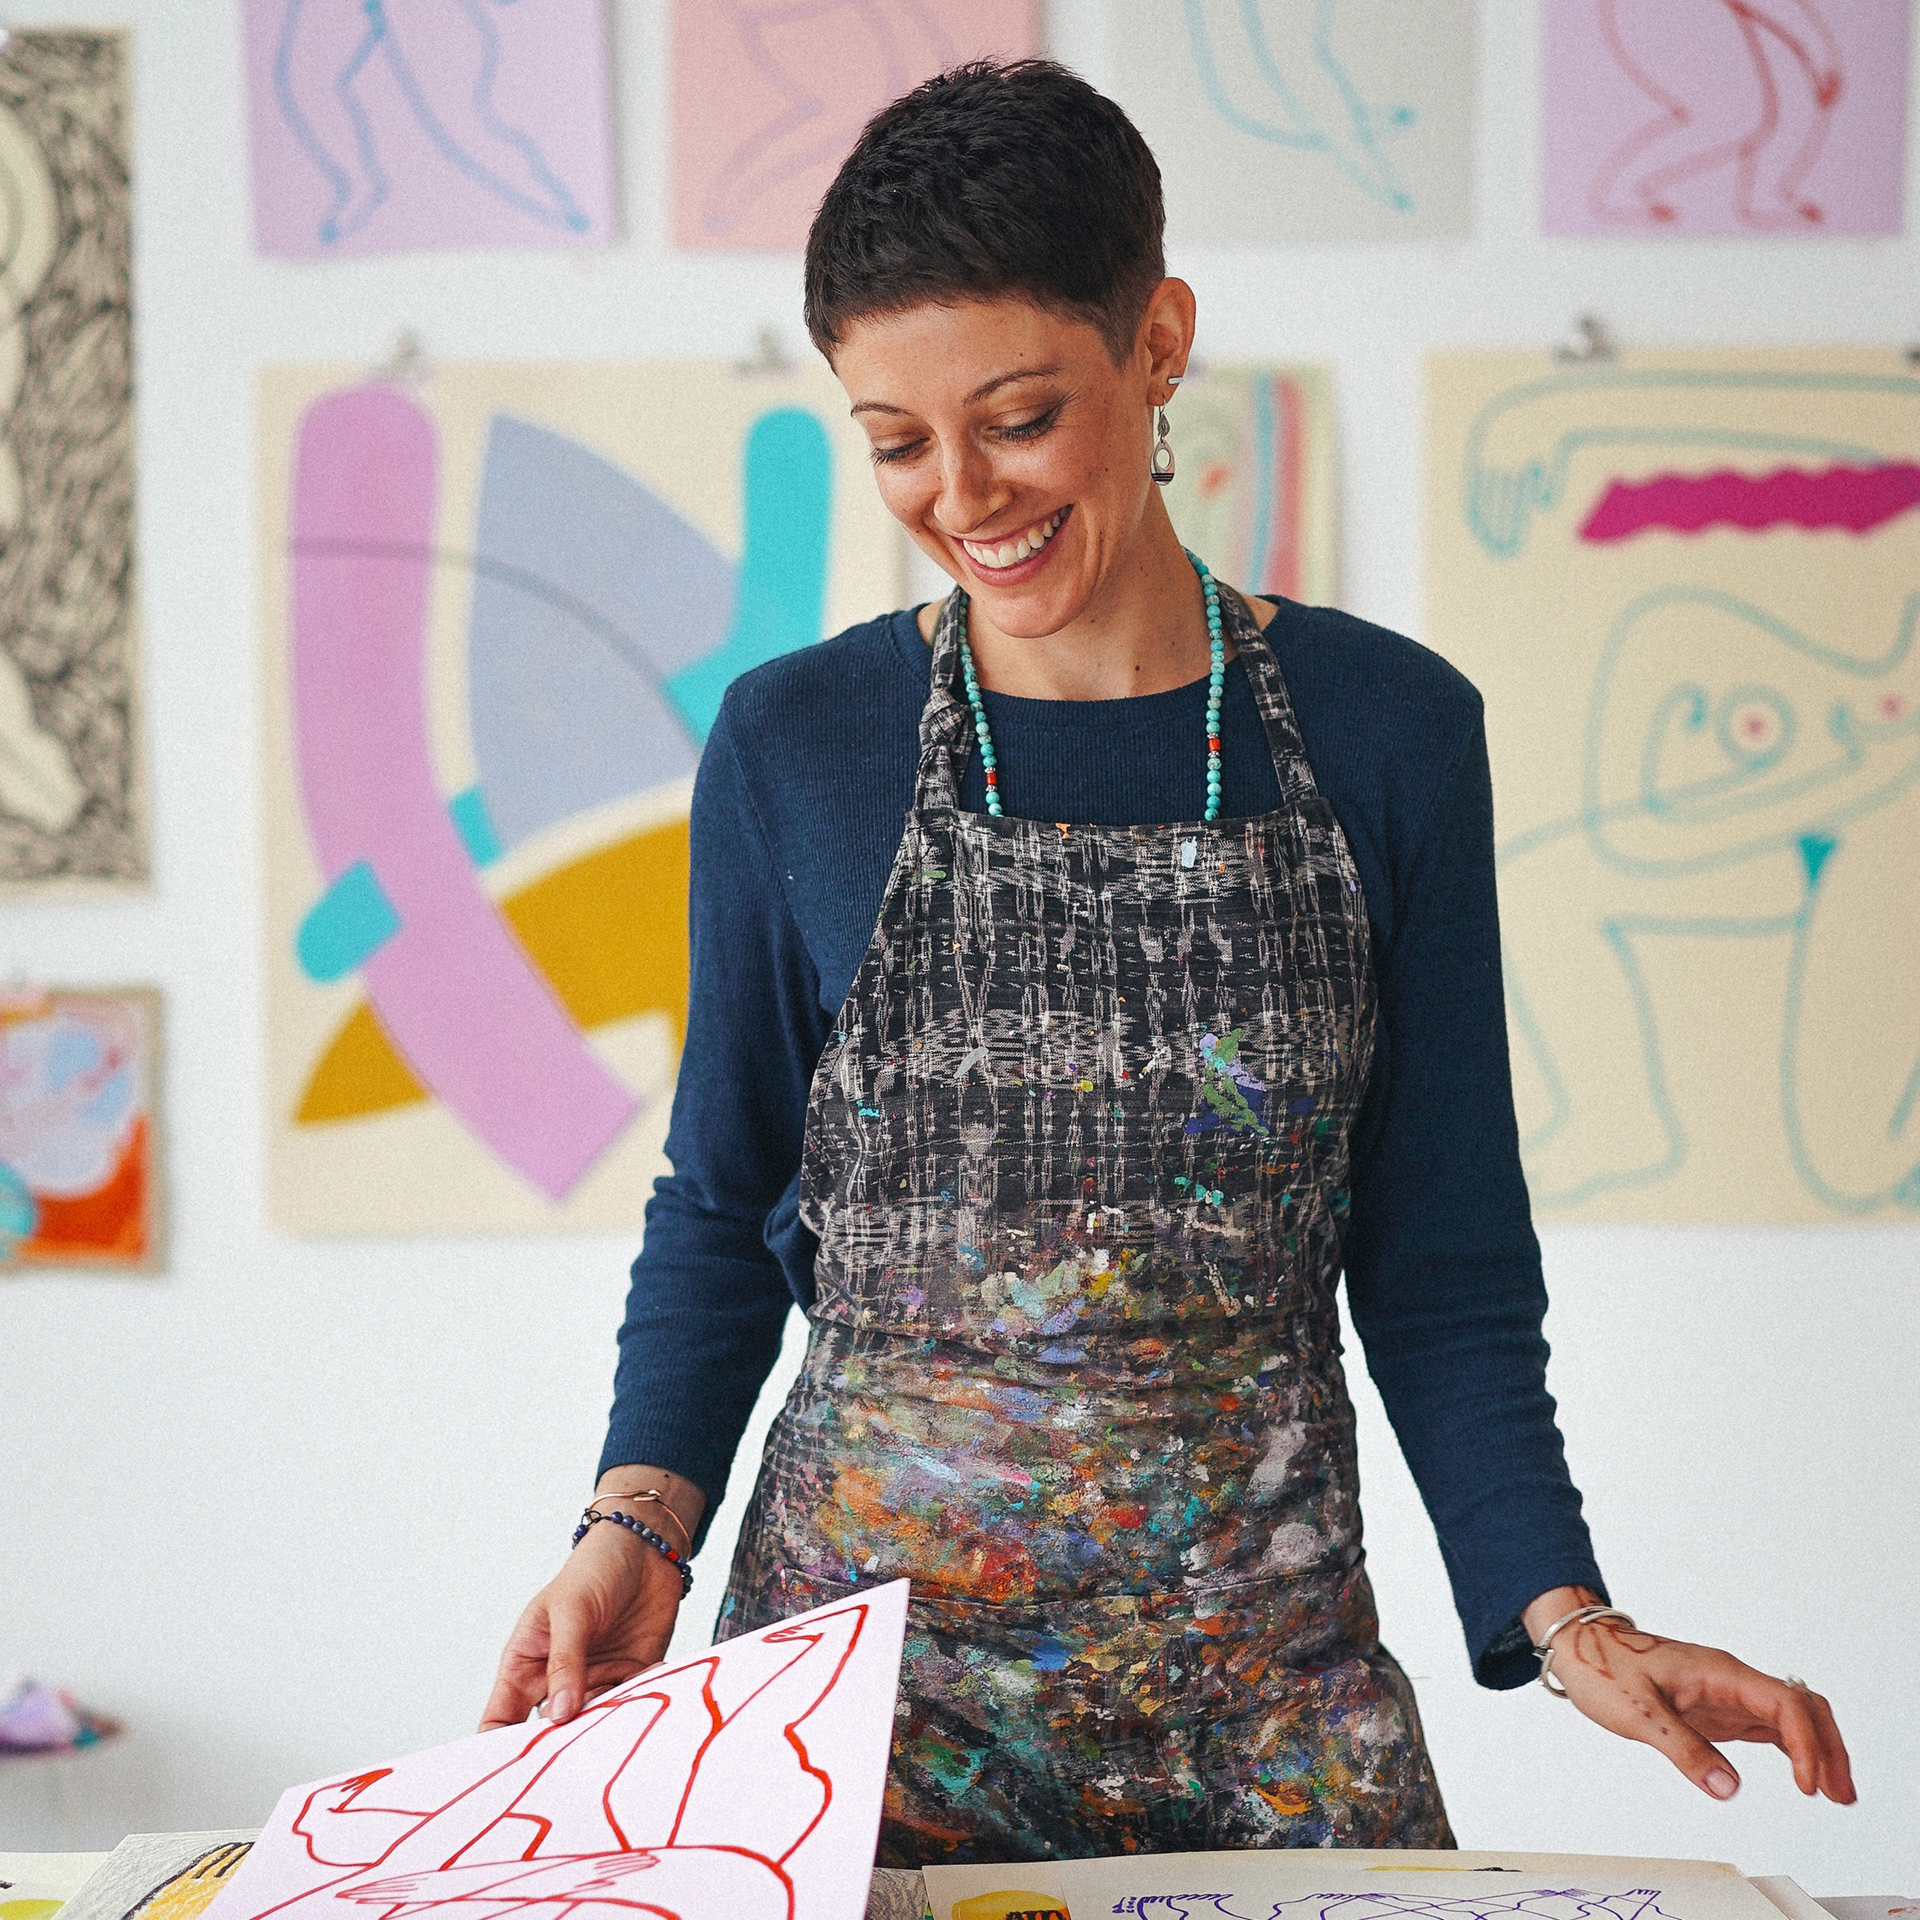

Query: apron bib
<box><xmin>721</xmin><ymin>588</ymin><xmax>1451</xmax><ymax>1864</ymax></box>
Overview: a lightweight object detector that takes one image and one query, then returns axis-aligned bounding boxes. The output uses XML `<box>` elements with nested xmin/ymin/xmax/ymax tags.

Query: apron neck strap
<box><xmin>912</xmin><ymin>580</ymin><xmax>1321</xmax><ymax>815</ymax></box>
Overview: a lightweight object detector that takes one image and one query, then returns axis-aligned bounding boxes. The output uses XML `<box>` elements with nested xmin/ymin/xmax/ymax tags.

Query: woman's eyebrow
<box><xmin>851</xmin><ymin>366</ymin><xmax>1063</xmax><ymax>417</ymax></box>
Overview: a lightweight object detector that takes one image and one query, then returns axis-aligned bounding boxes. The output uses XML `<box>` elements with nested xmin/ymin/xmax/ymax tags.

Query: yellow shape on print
<box><xmin>951</xmin><ymin>1897</ymin><xmax>1071</xmax><ymax>1920</ymax></box>
<box><xmin>296</xmin><ymin>819</ymin><xmax>691</xmax><ymax>1124</ymax></box>
<box><xmin>3</xmin><ymin>1901</ymin><xmax>67</xmax><ymax>1920</ymax></box>
<box><xmin>127</xmin><ymin>1844</ymin><xmax>253</xmax><ymax>1920</ymax></box>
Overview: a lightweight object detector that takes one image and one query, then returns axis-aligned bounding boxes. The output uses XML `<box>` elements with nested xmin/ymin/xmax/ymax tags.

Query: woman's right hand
<box><xmin>479</xmin><ymin>1519</ymin><xmax>686</xmax><ymax>1731</ymax></box>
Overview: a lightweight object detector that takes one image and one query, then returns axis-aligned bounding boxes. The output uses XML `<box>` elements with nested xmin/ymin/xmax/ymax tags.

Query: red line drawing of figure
<box><xmin>1588</xmin><ymin>0</ymin><xmax>1844</xmax><ymax>228</ymax></box>
<box><xmin>235</xmin><ymin>1600</ymin><xmax>876</xmax><ymax>1920</ymax></box>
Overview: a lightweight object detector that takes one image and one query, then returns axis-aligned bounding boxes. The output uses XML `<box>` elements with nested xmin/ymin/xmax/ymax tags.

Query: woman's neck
<box><xmin>920</xmin><ymin>504</ymin><xmax>1234</xmax><ymax>702</ymax></box>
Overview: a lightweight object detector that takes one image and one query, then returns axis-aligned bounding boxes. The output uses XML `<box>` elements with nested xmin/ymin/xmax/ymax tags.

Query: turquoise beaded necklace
<box><xmin>958</xmin><ymin>548</ymin><xmax>1226</xmax><ymax>822</ymax></box>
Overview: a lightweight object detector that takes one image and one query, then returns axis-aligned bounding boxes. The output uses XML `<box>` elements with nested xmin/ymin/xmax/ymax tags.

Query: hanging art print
<box><xmin>1427</xmin><ymin>350</ymin><xmax>1920</xmax><ymax>1224</ymax></box>
<box><xmin>259</xmin><ymin>359</ymin><xmax>901</xmax><ymax>1235</ymax></box>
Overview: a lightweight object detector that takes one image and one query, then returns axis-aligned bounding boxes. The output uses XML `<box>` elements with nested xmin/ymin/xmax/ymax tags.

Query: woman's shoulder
<box><xmin>1258</xmin><ymin>595</ymin><xmax>1484</xmax><ymax>745</ymax></box>
<box><xmin>717</xmin><ymin>606</ymin><xmax>926</xmax><ymax>731</ymax></box>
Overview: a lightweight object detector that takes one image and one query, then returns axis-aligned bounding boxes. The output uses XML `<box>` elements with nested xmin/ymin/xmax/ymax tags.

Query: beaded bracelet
<box><xmin>572</xmin><ymin>1506</ymin><xmax>694</xmax><ymax>1598</ymax></box>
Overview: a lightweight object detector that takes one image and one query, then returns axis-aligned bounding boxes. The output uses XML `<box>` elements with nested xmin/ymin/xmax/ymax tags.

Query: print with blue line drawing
<box><xmin>253</xmin><ymin>0</ymin><xmax>610</xmax><ymax>255</ymax></box>
<box><xmin>1431</xmin><ymin>357</ymin><xmax>1920</xmax><ymax>1222</ymax></box>
<box><xmin>1114</xmin><ymin>0</ymin><xmax>1474</xmax><ymax>244</ymax></box>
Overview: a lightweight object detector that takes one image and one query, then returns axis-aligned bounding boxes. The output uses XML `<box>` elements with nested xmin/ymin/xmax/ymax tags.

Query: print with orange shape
<box><xmin>1590</xmin><ymin>0</ymin><xmax>1845</xmax><ymax>228</ymax></box>
<box><xmin>221</xmin><ymin>1600</ymin><xmax>877</xmax><ymax>1920</ymax></box>
<box><xmin>0</xmin><ymin>990</ymin><xmax>156</xmax><ymax>1268</ymax></box>
<box><xmin>287</xmin><ymin>388</ymin><xmax>829</xmax><ymax>1194</ymax></box>
<box><xmin>1465</xmin><ymin>367</ymin><xmax>1920</xmax><ymax>1216</ymax></box>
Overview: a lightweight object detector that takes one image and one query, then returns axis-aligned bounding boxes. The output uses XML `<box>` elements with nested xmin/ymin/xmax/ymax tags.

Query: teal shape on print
<box><xmin>666</xmin><ymin>408</ymin><xmax>832</xmax><ymax>742</ymax></box>
<box><xmin>297</xmin><ymin>859</ymin><xmax>402</xmax><ymax>982</ymax></box>
<box><xmin>1798</xmin><ymin>831</ymin><xmax>1837</xmax><ymax>889</ymax></box>
<box><xmin>0</xmin><ymin>1161</ymin><xmax>37</xmax><ymax>1254</ymax></box>
<box><xmin>449</xmin><ymin>785</ymin><xmax>503</xmax><ymax>867</ymax></box>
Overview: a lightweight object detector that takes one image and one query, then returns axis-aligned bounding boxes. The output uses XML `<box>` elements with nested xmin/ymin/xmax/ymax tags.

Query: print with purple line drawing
<box><xmin>259</xmin><ymin>361</ymin><xmax>900</xmax><ymax>1235</ymax></box>
<box><xmin>1427</xmin><ymin>354</ymin><xmax>1920</xmax><ymax>1223</ymax></box>
<box><xmin>671</xmin><ymin>0</ymin><xmax>1038</xmax><ymax>251</ymax></box>
<box><xmin>242</xmin><ymin>0</ymin><xmax>614</xmax><ymax>257</ymax></box>
<box><xmin>1109</xmin><ymin>1890</ymin><xmax>1685</xmax><ymax>1920</ymax></box>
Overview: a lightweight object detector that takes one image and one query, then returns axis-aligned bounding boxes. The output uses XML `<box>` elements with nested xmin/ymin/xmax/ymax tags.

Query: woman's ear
<box><xmin>1139</xmin><ymin>277</ymin><xmax>1198</xmax><ymax>405</ymax></box>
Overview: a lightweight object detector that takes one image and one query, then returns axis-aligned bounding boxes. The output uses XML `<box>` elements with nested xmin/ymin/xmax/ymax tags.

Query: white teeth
<box><xmin>964</xmin><ymin>510</ymin><xmax>1065</xmax><ymax>570</ymax></box>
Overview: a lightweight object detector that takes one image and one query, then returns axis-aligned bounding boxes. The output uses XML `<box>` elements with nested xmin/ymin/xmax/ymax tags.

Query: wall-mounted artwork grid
<box><xmin>259</xmin><ymin>361</ymin><xmax>902</xmax><ymax>1235</ymax></box>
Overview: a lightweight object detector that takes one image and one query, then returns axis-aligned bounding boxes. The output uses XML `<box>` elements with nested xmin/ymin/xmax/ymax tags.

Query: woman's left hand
<box><xmin>1522</xmin><ymin>1588</ymin><xmax>1856</xmax><ymax>1805</ymax></box>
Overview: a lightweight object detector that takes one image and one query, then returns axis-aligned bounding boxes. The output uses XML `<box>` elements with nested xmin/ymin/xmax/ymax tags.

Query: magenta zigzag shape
<box><xmin>1580</xmin><ymin>461</ymin><xmax>1920</xmax><ymax>543</ymax></box>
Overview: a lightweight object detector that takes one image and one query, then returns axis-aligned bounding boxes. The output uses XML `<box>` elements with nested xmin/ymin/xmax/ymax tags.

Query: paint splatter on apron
<box><xmin>722</xmin><ymin>587</ymin><xmax>1452</xmax><ymax>1864</ymax></box>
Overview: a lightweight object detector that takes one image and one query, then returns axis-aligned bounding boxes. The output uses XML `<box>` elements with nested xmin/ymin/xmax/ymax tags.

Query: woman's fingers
<box><xmin>1626</xmin><ymin>1683</ymin><xmax>1744</xmax><ymax>1800</ymax></box>
<box><xmin>479</xmin><ymin>1610</ymin><xmax>552</xmax><ymax>1731</ymax></box>
<box><xmin>542</xmin><ymin>1596</ymin><xmax>595</xmax><ymax>1725</ymax></box>
<box><xmin>1777</xmin><ymin>1683</ymin><xmax>1856</xmax><ymax>1803</ymax></box>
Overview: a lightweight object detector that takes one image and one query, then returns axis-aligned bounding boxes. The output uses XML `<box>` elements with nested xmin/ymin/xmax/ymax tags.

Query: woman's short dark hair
<box><xmin>804</xmin><ymin>60</ymin><xmax>1165</xmax><ymax>366</ymax></box>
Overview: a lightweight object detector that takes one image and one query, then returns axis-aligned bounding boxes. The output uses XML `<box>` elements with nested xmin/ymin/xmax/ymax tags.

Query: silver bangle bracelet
<box><xmin>1533</xmin><ymin>1604</ymin><xmax>1637</xmax><ymax>1697</ymax></box>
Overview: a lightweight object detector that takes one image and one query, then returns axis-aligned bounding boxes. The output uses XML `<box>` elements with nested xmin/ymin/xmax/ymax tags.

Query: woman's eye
<box><xmin>998</xmin><ymin>408</ymin><xmax>1059</xmax><ymax>443</ymax></box>
<box><xmin>869</xmin><ymin>439</ymin><xmax>923</xmax><ymax>466</ymax></box>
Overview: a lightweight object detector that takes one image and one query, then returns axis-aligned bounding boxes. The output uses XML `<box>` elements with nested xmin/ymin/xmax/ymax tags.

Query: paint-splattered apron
<box><xmin>722</xmin><ymin>587</ymin><xmax>1452</xmax><ymax>1864</ymax></box>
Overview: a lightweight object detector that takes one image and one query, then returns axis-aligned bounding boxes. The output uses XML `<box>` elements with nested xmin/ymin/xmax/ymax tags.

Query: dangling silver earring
<box><xmin>1151</xmin><ymin>402</ymin><xmax>1175</xmax><ymax>485</ymax></box>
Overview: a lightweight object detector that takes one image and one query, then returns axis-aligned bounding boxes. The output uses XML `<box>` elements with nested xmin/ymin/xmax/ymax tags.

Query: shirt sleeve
<box><xmin>1341</xmin><ymin>714</ymin><xmax>1607</xmax><ymax>1689</ymax></box>
<box><xmin>597</xmin><ymin>698</ymin><xmax>828</xmax><ymax>1551</ymax></box>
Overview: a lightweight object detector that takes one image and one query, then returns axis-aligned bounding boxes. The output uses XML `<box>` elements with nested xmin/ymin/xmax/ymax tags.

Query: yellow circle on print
<box><xmin>950</xmin><ymin>1895</ymin><xmax>1072</xmax><ymax>1920</ymax></box>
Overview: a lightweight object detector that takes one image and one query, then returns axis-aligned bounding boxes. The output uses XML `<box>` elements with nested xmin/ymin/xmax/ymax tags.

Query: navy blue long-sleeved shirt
<box><xmin>601</xmin><ymin>597</ymin><xmax>1604</xmax><ymax>1689</ymax></box>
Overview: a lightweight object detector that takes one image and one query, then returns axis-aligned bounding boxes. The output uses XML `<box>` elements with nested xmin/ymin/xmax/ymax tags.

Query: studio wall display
<box><xmin>200</xmin><ymin>1584</ymin><xmax>909</xmax><ymax>1920</ymax></box>
<box><xmin>671</xmin><ymin>0</ymin><xmax>1038</xmax><ymax>250</ymax></box>
<box><xmin>241</xmin><ymin>0</ymin><xmax>615</xmax><ymax>256</ymax></box>
<box><xmin>259</xmin><ymin>360</ymin><xmax>902</xmax><ymax>1235</ymax></box>
<box><xmin>1541</xmin><ymin>0</ymin><xmax>1910</xmax><ymax>237</ymax></box>
<box><xmin>1427</xmin><ymin>351</ymin><xmax>1920</xmax><ymax>1223</ymax></box>
<box><xmin>1111</xmin><ymin>0</ymin><xmax>1475</xmax><ymax>245</ymax></box>
<box><xmin>1163</xmin><ymin>364</ymin><xmax>1337</xmax><ymax>608</ymax></box>
<box><xmin>0</xmin><ymin>33</ymin><xmax>142</xmax><ymax>890</ymax></box>
<box><xmin>0</xmin><ymin>988</ymin><xmax>161</xmax><ymax>1270</ymax></box>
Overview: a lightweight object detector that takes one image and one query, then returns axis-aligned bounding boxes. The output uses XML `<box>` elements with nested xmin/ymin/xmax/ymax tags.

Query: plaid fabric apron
<box><xmin>721</xmin><ymin>587</ymin><xmax>1451</xmax><ymax>1864</ymax></box>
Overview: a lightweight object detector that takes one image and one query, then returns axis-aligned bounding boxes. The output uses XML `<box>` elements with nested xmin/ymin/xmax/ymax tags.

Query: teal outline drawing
<box><xmin>1180</xmin><ymin>0</ymin><xmax>1418</xmax><ymax>213</ymax></box>
<box><xmin>1469</xmin><ymin>368</ymin><xmax>1920</xmax><ymax>1215</ymax></box>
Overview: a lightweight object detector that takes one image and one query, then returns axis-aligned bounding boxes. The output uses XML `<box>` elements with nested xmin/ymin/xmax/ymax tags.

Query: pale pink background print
<box><xmin>1541</xmin><ymin>0</ymin><xmax>1910</xmax><ymax>236</ymax></box>
<box><xmin>672</xmin><ymin>0</ymin><xmax>1039</xmax><ymax>251</ymax></box>
<box><xmin>244</xmin><ymin>0</ymin><xmax>615</xmax><ymax>258</ymax></box>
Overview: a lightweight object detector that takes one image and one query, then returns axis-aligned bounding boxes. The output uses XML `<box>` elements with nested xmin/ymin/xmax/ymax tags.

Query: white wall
<box><xmin>2</xmin><ymin>0</ymin><xmax>1915</xmax><ymax>1890</ymax></box>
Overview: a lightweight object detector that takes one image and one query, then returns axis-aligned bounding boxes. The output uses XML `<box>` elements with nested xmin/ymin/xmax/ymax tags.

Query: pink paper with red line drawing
<box><xmin>202</xmin><ymin>1582</ymin><xmax>909</xmax><ymax>1920</ymax></box>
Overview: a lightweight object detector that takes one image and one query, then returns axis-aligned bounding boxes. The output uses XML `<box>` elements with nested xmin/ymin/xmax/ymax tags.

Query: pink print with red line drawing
<box><xmin>1540</xmin><ymin>0</ymin><xmax>1909</xmax><ymax>237</ymax></box>
<box><xmin>201</xmin><ymin>1583</ymin><xmax>909</xmax><ymax>1920</ymax></box>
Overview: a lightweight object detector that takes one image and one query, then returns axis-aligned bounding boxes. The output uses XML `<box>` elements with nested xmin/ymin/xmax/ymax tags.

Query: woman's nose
<box><xmin>932</xmin><ymin>443</ymin><xmax>1006</xmax><ymax>538</ymax></box>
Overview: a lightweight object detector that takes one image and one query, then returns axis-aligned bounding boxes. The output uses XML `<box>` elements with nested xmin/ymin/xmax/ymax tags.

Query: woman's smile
<box><xmin>955</xmin><ymin>506</ymin><xmax>1070</xmax><ymax>581</ymax></box>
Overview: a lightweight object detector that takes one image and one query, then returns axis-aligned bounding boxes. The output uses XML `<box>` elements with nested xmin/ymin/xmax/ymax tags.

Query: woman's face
<box><xmin>831</xmin><ymin>287</ymin><xmax>1190</xmax><ymax>640</ymax></box>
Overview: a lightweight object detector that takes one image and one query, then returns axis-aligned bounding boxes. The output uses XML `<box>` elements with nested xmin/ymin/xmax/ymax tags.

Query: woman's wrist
<box><xmin>1521</xmin><ymin>1583</ymin><xmax>1606</xmax><ymax>1644</ymax></box>
<box><xmin>593</xmin><ymin>1465</ymin><xmax>706</xmax><ymax>1552</ymax></box>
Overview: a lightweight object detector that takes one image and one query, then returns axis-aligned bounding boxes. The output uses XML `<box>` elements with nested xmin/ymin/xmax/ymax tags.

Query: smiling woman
<box><xmin>482</xmin><ymin>59</ymin><xmax>1855</xmax><ymax>1870</ymax></box>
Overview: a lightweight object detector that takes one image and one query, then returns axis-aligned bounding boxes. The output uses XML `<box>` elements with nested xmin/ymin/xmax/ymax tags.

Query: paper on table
<box><xmin>202</xmin><ymin>1582</ymin><xmax>910</xmax><ymax>1920</ymax></box>
<box><xmin>56</xmin><ymin>1834</ymin><xmax>256</xmax><ymax>1920</ymax></box>
<box><xmin>924</xmin><ymin>1851</ymin><xmax>1770</xmax><ymax>1920</ymax></box>
<box><xmin>241</xmin><ymin>0</ymin><xmax>615</xmax><ymax>257</ymax></box>
<box><xmin>0</xmin><ymin>1853</ymin><xmax>112</xmax><ymax>1918</ymax></box>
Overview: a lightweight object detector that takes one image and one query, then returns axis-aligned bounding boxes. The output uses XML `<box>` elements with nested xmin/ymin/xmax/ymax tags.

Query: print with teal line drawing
<box><xmin>1179</xmin><ymin>0</ymin><xmax>1419</xmax><ymax>212</ymax></box>
<box><xmin>1464</xmin><ymin>369</ymin><xmax>1920</xmax><ymax>1217</ymax></box>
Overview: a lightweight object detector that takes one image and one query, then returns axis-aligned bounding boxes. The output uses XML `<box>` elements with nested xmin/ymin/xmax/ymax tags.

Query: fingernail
<box><xmin>547</xmin><ymin>1690</ymin><xmax>576</xmax><ymax>1723</ymax></box>
<box><xmin>1706</xmin><ymin>1767</ymin><xmax>1739</xmax><ymax>1799</ymax></box>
